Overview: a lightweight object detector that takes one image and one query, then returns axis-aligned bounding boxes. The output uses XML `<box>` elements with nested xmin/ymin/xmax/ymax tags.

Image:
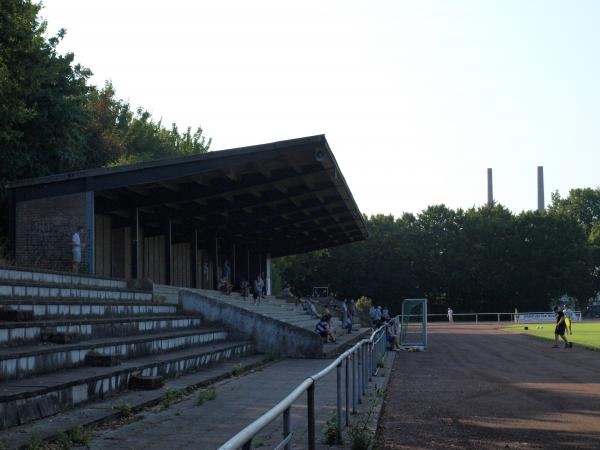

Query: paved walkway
<box><xmin>380</xmin><ymin>324</ymin><xmax>600</xmax><ymax>450</ymax></box>
<box><xmin>87</xmin><ymin>358</ymin><xmax>356</xmax><ymax>449</ymax></box>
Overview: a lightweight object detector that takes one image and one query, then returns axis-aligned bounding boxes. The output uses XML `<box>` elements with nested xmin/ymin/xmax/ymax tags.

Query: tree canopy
<box><xmin>0</xmin><ymin>0</ymin><xmax>211</xmax><ymax>237</ymax></box>
<box><xmin>273</xmin><ymin>200</ymin><xmax>599</xmax><ymax>314</ymax></box>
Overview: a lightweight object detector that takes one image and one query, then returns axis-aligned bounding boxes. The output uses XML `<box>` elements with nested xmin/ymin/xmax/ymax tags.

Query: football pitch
<box><xmin>504</xmin><ymin>321</ymin><xmax>600</xmax><ymax>350</ymax></box>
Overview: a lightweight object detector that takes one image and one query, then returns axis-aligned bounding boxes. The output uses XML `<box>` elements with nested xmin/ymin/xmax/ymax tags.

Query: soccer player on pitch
<box><xmin>552</xmin><ymin>306</ymin><xmax>572</xmax><ymax>349</ymax></box>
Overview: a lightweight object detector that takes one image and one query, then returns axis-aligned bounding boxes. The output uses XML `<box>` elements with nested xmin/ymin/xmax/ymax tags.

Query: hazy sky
<box><xmin>42</xmin><ymin>0</ymin><xmax>600</xmax><ymax>217</ymax></box>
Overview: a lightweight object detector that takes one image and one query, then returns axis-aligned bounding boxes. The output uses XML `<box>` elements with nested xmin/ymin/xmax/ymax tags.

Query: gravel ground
<box><xmin>379</xmin><ymin>324</ymin><xmax>600</xmax><ymax>450</ymax></box>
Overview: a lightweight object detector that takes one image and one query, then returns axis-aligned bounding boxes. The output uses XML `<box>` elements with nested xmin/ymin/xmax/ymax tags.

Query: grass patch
<box><xmin>504</xmin><ymin>322</ymin><xmax>600</xmax><ymax>350</ymax></box>
<box><xmin>161</xmin><ymin>388</ymin><xmax>186</xmax><ymax>409</ymax></box>
<box><xmin>196</xmin><ymin>387</ymin><xmax>217</xmax><ymax>406</ymax></box>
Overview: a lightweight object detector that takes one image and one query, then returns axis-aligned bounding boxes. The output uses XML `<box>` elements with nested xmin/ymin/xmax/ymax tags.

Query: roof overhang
<box><xmin>8</xmin><ymin>135</ymin><xmax>367</xmax><ymax>256</ymax></box>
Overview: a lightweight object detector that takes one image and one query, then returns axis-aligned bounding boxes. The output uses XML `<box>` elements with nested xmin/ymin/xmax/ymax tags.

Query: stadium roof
<box><xmin>8</xmin><ymin>135</ymin><xmax>368</xmax><ymax>256</ymax></box>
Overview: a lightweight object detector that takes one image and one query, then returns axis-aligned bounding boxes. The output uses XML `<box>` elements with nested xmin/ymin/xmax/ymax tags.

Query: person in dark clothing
<box><xmin>552</xmin><ymin>306</ymin><xmax>572</xmax><ymax>349</ymax></box>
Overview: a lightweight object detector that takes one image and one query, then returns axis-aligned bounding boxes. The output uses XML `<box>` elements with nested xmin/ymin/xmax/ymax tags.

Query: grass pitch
<box><xmin>505</xmin><ymin>321</ymin><xmax>600</xmax><ymax>350</ymax></box>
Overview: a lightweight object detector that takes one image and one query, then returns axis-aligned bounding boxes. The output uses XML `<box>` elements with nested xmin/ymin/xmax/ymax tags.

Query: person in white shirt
<box><xmin>71</xmin><ymin>226</ymin><xmax>85</xmax><ymax>273</ymax></box>
<box><xmin>447</xmin><ymin>307</ymin><xmax>454</xmax><ymax>323</ymax></box>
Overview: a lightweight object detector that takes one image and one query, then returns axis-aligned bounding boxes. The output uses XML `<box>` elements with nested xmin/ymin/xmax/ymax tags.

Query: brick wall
<box><xmin>15</xmin><ymin>193</ymin><xmax>89</xmax><ymax>272</ymax></box>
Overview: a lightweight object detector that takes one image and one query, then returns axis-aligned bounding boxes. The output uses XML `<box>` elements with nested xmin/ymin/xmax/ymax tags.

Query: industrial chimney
<box><xmin>537</xmin><ymin>166</ymin><xmax>545</xmax><ymax>211</ymax></box>
<box><xmin>487</xmin><ymin>168</ymin><xmax>494</xmax><ymax>207</ymax></box>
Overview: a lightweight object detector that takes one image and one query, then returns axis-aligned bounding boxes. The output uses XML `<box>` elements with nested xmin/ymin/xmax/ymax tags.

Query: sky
<box><xmin>42</xmin><ymin>0</ymin><xmax>600</xmax><ymax>217</ymax></box>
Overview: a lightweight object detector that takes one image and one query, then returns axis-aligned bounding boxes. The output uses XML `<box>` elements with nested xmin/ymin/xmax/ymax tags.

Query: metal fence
<box><xmin>218</xmin><ymin>322</ymin><xmax>390</xmax><ymax>450</ymax></box>
<box><xmin>424</xmin><ymin>311</ymin><xmax>583</xmax><ymax>324</ymax></box>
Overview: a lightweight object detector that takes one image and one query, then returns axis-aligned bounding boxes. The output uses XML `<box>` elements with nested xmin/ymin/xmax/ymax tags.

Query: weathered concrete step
<box><xmin>0</xmin><ymin>315</ymin><xmax>203</xmax><ymax>347</ymax></box>
<box><xmin>0</xmin><ymin>265</ymin><xmax>128</xmax><ymax>289</ymax></box>
<box><xmin>0</xmin><ymin>328</ymin><xmax>229</xmax><ymax>381</ymax></box>
<box><xmin>0</xmin><ymin>339</ymin><xmax>255</xmax><ymax>430</ymax></box>
<box><xmin>0</xmin><ymin>282</ymin><xmax>152</xmax><ymax>302</ymax></box>
<box><xmin>0</xmin><ymin>299</ymin><xmax>176</xmax><ymax>320</ymax></box>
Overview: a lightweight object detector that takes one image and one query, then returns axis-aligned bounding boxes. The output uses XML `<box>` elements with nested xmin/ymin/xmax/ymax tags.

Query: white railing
<box><xmin>219</xmin><ymin>323</ymin><xmax>390</xmax><ymax>450</ymax></box>
<box><xmin>423</xmin><ymin>311</ymin><xmax>583</xmax><ymax>324</ymax></box>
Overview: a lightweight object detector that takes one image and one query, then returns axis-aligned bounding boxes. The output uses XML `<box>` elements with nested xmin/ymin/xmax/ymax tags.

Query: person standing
<box><xmin>71</xmin><ymin>226</ymin><xmax>85</xmax><ymax>273</ymax></box>
<box><xmin>447</xmin><ymin>307</ymin><xmax>454</xmax><ymax>323</ymax></box>
<box><xmin>553</xmin><ymin>306</ymin><xmax>572</xmax><ymax>348</ymax></box>
<box><xmin>342</xmin><ymin>299</ymin><xmax>352</xmax><ymax>334</ymax></box>
<box><xmin>223</xmin><ymin>259</ymin><xmax>230</xmax><ymax>284</ymax></box>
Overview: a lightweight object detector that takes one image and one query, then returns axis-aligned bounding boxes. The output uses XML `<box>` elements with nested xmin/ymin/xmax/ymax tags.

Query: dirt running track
<box><xmin>379</xmin><ymin>324</ymin><xmax>600</xmax><ymax>450</ymax></box>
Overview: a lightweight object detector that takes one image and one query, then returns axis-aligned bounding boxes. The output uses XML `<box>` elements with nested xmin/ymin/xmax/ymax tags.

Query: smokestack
<box><xmin>537</xmin><ymin>166</ymin><xmax>545</xmax><ymax>211</ymax></box>
<box><xmin>487</xmin><ymin>168</ymin><xmax>494</xmax><ymax>207</ymax></box>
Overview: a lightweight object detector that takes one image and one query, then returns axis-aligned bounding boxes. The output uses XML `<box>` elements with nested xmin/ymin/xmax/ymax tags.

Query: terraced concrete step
<box><xmin>0</xmin><ymin>315</ymin><xmax>204</xmax><ymax>346</ymax></box>
<box><xmin>0</xmin><ymin>339</ymin><xmax>255</xmax><ymax>429</ymax></box>
<box><xmin>0</xmin><ymin>328</ymin><xmax>229</xmax><ymax>380</ymax></box>
<box><xmin>0</xmin><ymin>299</ymin><xmax>176</xmax><ymax>319</ymax></box>
<box><xmin>0</xmin><ymin>282</ymin><xmax>152</xmax><ymax>302</ymax></box>
<box><xmin>0</xmin><ymin>266</ymin><xmax>128</xmax><ymax>289</ymax></box>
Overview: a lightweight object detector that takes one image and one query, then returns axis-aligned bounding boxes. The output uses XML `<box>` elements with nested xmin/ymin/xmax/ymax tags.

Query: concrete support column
<box><xmin>266</xmin><ymin>253</ymin><xmax>272</xmax><ymax>295</ymax></box>
<box><xmin>164</xmin><ymin>220</ymin><xmax>172</xmax><ymax>285</ymax></box>
<box><xmin>85</xmin><ymin>192</ymin><xmax>95</xmax><ymax>275</ymax></box>
<box><xmin>214</xmin><ymin>235</ymin><xmax>219</xmax><ymax>289</ymax></box>
<box><xmin>191</xmin><ymin>229</ymin><xmax>198</xmax><ymax>288</ymax></box>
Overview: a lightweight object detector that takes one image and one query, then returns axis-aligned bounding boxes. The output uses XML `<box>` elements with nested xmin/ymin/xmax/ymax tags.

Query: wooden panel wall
<box><xmin>94</xmin><ymin>214</ymin><xmax>112</xmax><ymax>277</ymax></box>
<box><xmin>172</xmin><ymin>242</ymin><xmax>191</xmax><ymax>287</ymax></box>
<box><xmin>143</xmin><ymin>235</ymin><xmax>166</xmax><ymax>284</ymax></box>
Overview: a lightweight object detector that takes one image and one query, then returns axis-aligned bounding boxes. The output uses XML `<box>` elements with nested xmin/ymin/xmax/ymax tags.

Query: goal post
<box><xmin>400</xmin><ymin>298</ymin><xmax>428</xmax><ymax>350</ymax></box>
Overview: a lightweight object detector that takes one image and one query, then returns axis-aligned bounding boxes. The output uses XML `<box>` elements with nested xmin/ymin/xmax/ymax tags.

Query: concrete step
<box><xmin>0</xmin><ymin>315</ymin><xmax>204</xmax><ymax>347</ymax></box>
<box><xmin>0</xmin><ymin>328</ymin><xmax>229</xmax><ymax>381</ymax></box>
<box><xmin>0</xmin><ymin>266</ymin><xmax>128</xmax><ymax>290</ymax></box>
<box><xmin>0</xmin><ymin>339</ymin><xmax>255</xmax><ymax>430</ymax></box>
<box><xmin>0</xmin><ymin>281</ymin><xmax>152</xmax><ymax>302</ymax></box>
<box><xmin>0</xmin><ymin>299</ymin><xmax>176</xmax><ymax>320</ymax></box>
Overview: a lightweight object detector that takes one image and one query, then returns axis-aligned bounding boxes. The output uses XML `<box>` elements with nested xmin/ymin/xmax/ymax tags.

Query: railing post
<box><xmin>497</xmin><ymin>313</ymin><xmax>500</xmax><ymax>324</ymax></box>
<box><xmin>336</xmin><ymin>363</ymin><xmax>343</xmax><ymax>442</ymax></box>
<box><xmin>283</xmin><ymin>407</ymin><xmax>292</xmax><ymax>450</ymax></box>
<box><xmin>242</xmin><ymin>440</ymin><xmax>252</xmax><ymax>450</ymax></box>
<box><xmin>307</xmin><ymin>383</ymin><xmax>315</xmax><ymax>450</ymax></box>
<box><xmin>476</xmin><ymin>313</ymin><xmax>478</xmax><ymax>324</ymax></box>
<box><xmin>362</xmin><ymin>345</ymin><xmax>367</xmax><ymax>396</ymax></box>
<box><xmin>352</xmin><ymin>352</ymin><xmax>357</xmax><ymax>412</ymax></box>
<box><xmin>345</xmin><ymin>357</ymin><xmax>350</xmax><ymax>426</ymax></box>
<box><xmin>367</xmin><ymin>344</ymin><xmax>375</xmax><ymax>381</ymax></box>
<box><xmin>357</xmin><ymin>346</ymin><xmax>363</xmax><ymax>404</ymax></box>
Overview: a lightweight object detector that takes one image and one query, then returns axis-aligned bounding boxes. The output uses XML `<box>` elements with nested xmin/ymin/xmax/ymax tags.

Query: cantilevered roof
<box><xmin>8</xmin><ymin>135</ymin><xmax>367</xmax><ymax>257</ymax></box>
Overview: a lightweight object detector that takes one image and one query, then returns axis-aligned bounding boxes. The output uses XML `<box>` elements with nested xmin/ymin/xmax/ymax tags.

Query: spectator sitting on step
<box><xmin>240</xmin><ymin>278</ymin><xmax>249</xmax><ymax>300</ymax></box>
<box><xmin>386</xmin><ymin>319</ymin><xmax>401</xmax><ymax>351</ymax></box>
<box><xmin>315</xmin><ymin>314</ymin><xmax>337</xmax><ymax>343</ymax></box>
<box><xmin>282</xmin><ymin>283</ymin><xmax>293</xmax><ymax>298</ymax></box>
<box><xmin>382</xmin><ymin>307</ymin><xmax>390</xmax><ymax>321</ymax></box>
<box><xmin>307</xmin><ymin>299</ymin><xmax>320</xmax><ymax>318</ymax></box>
<box><xmin>218</xmin><ymin>276</ymin><xmax>232</xmax><ymax>295</ymax></box>
<box><xmin>370</xmin><ymin>305</ymin><xmax>382</xmax><ymax>328</ymax></box>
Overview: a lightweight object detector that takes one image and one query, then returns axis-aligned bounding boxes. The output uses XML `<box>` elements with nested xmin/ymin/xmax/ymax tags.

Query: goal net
<box><xmin>400</xmin><ymin>298</ymin><xmax>428</xmax><ymax>350</ymax></box>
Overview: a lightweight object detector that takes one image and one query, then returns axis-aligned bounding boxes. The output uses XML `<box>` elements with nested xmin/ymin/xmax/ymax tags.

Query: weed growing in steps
<box><xmin>114</xmin><ymin>400</ymin><xmax>133</xmax><ymax>419</ymax></box>
<box><xmin>56</xmin><ymin>423</ymin><xmax>93</xmax><ymax>449</ymax></box>
<box><xmin>196</xmin><ymin>387</ymin><xmax>217</xmax><ymax>406</ymax></box>
<box><xmin>161</xmin><ymin>388</ymin><xmax>186</xmax><ymax>409</ymax></box>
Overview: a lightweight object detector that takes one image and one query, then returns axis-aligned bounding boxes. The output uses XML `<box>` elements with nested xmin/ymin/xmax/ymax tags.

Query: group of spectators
<box><xmin>303</xmin><ymin>297</ymin><xmax>357</xmax><ymax>343</ymax></box>
<box><xmin>370</xmin><ymin>304</ymin><xmax>401</xmax><ymax>351</ymax></box>
<box><xmin>219</xmin><ymin>258</ymin><xmax>267</xmax><ymax>305</ymax></box>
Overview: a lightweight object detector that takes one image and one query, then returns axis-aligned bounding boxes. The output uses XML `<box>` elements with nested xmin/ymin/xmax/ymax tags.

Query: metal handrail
<box><xmin>219</xmin><ymin>321</ymin><xmax>391</xmax><ymax>450</ymax></box>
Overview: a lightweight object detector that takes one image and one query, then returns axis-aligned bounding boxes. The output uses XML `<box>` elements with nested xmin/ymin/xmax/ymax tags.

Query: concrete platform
<box><xmin>0</xmin><ymin>327</ymin><xmax>230</xmax><ymax>380</ymax></box>
<box><xmin>0</xmin><ymin>315</ymin><xmax>204</xmax><ymax>346</ymax></box>
<box><xmin>0</xmin><ymin>339</ymin><xmax>254</xmax><ymax>429</ymax></box>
